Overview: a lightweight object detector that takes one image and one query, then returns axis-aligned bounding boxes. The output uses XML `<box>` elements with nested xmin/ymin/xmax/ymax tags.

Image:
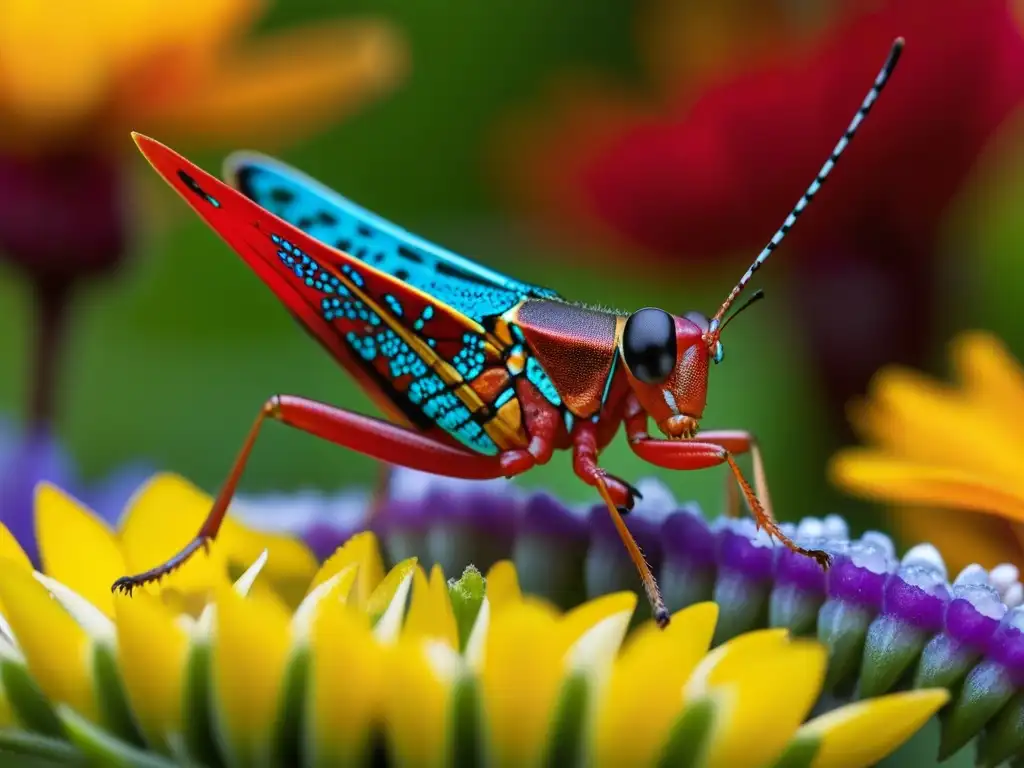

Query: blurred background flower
<box><xmin>0</xmin><ymin>0</ymin><xmax>405</xmax><ymax>559</ymax></box>
<box><xmin>495</xmin><ymin>0</ymin><xmax>1024</xmax><ymax>454</ymax></box>
<box><xmin>831</xmin><ymin>331</ymin><xmax>1024</xmax><ymax>576</ymax></box>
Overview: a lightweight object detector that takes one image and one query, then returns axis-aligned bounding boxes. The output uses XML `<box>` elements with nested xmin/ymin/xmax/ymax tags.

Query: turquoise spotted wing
<box><xmin>223</xmin><ymin>152</ymin><xmax>560</xmax><ymax>321</ymax></box>
<box><xmin>134</xmin><ymin>134</ymin><xmax>524</xmax><ymax>456</ymax></box>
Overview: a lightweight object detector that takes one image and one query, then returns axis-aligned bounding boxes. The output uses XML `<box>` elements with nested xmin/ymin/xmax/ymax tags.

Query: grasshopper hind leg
<box><xmin>111</xmin><ymin>395</ymin><xmax>514</xmax><ymax>595</ymax></box>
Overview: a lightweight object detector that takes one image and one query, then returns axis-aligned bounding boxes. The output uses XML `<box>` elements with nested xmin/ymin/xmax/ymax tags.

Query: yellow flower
<box><xmin>830</xmin><ymin>331</ymin><xmax>1024</xmax><ymax>573</ymax></box>
<box><xmin>0</xmin><ymin>479</ymin><xmax>946</xmax><ymax>767</ymax></box>
<box><xmin>0</xmin><ymin>0</ymin><xmax>406</xmax><ymax>154</ymax></box>
<box><xmin>34</xmin><ymin>472</ymin><xmax>318</xmax><ymax>614</ymax></box>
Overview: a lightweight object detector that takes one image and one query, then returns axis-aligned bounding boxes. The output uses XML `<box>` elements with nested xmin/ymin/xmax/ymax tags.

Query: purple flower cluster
<box><xmin>263</xmin><ymin>468</ymin><xmax>1024</xmax><ymax>765</ymax></box>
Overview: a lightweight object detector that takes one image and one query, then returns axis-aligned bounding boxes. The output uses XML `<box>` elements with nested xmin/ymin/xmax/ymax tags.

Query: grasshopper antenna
<box><xmin>707</xmin><ymin>37</ymin><xmax>905</xmax><ymax>341</ymax></box>
<box><xmin>720</xmin><ymin>288</ymin><xmax>766</xmax><ymax>331</ymax></box>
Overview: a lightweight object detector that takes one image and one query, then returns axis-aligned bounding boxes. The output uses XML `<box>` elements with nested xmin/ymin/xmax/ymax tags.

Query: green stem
<box><xmin>28</xmin><ymin>276</ymin><xmax>71</xmax><ymax>430</ymax></box>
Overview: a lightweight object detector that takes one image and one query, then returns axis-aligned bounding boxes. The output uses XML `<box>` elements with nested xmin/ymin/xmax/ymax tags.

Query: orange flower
<box><xmin>0</xmin><ymin>0</ymin><xmax>406</xmax><ymax>154</ymax></box>
<box><xmin>0</xmin><ymin>0</ymin><xmax>406</xmax><ymax>429</ymax></box>
<box><xmin>830</xmin><ymin>331</ymin><xmax>1024</xmax><ymax>573</ymax></box>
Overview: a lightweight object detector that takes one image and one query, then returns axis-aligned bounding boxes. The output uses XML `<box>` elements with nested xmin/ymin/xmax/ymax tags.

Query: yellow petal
<box><xmin>953</xmin><ymin>331</ymin><xmax>1024</xmax><ymax>420</ymax></box>
<box><xmin>211</xmin><ymin>584</ymin><xmax>292</xmax><ymax>764</ymax></box>
<box><xmin>484</xmin><ymin>560</ymin><xmax>522</xmax><ymax>613</ymax></box>
<box><xmin>853</xmin><ymin>362</ymin><xmax>1024</xmax><ymax>483</ymax></box>
<box><xmin>829</xmin><ymin>452</ymin><xmax>1024</xmax><ymax>521</ymax></box>
<box><xmin>561</xmin><ymin>592</ymin><xmax>636</xmax><ymax>647</ymax></box>
<box><xmin>36</xmin><ymin>483</ymin><xmax>126</xmax><ymax>619</ymax></box>
<box><xmin>308</xmin><ymin>531</ymin><xmax>385</xmax><ymax>607</ymax></box>
<box><xmin>219</xmin><ymin>514</ymin><xmax>317</xmax><ymax>609</ymax></box>
<box><xmin>562</xmin><ymin>592</ymin><xmax>636</xmax><ymax>672</ymax></box>
<box><xmin>103</xmin><ymin>0</ymin><xmax>259</xmax><ymax>80</ymax></box>
<box><xmin>404</xmin><ymin>565</ymin><xmax>459</xmax><ymax>650</ymax></box>
<box><xmin>0</xmin><ymin>521</ymin><xmax>31</xmax><ymax>572</ymax></box>
<box><xmin>147</xmin><ymin>20</ymin><xmax>406</xmax><ymax>147</ymax></box>
<box><xmin>118</xmin><ymin>474</ymin><xmax>230</xmax><ymax>596</ymax></box>
<box><xmin>0</xmin><ymin>563</ymin><xmax>96</xmax><ymax>720</ymax></box>
<box><xmin>292</xmin><ymin>564</ymin><xmax>359</xmax><ymax>643</ymax></box>
<box><xmin>369</xmin><ymin>559</ymin><xmax>418</xmax><ymax>643</ymax></box>
<box><xmin>685</xmin><ymin>630</ymin><xmax>824</xmax><ymax>768</ymax></box>
<box><xmin>119</xmin><ymin>474</ymin><xmax>316</xmax><ymax>606</ymax></box>
<box><xmin>796</xmin><ymin>689</ymin><xmax>949</xmax><ymax>768</ymax></box>
<box><xmin>594</xmin><ymin>602</ymin><xmax>719</xmax><ymax>768</ymax></box>
<box><xmin>113</xmin><ymin>590</ymin><xmax>189</xmax><ymax>748</ymax></box>
<box><xmin>308</xmin><ymin>598</ymin><xmax>381</xmax><ymax>764</ymax></box>
<box><xmin>0</xmin><ymin>0</ymin><xmax>111</xmax><ymax>143</ymax></box>
<box><xmin>480</xmin><ymin>601</ymin><xmax>564</xmax><ymax>767</ymax></box>
<box><xmin>383</xmin><ymin>640</ymin><xmax>452</xmax><ymax>768</ymax></box>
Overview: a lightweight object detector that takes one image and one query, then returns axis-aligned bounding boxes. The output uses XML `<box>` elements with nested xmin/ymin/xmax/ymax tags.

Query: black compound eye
<box><xmin>622</xmin><ymin>307</ymin><xmax>676</xmax><ymax>384</ymax></box>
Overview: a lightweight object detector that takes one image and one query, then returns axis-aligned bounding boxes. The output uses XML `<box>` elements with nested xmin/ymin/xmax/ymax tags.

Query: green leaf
<box><xmin>1</xmin><ymin>659</ymin><xmax>63</xmax><ymax>737</ymax></box>
<box><xmin>448</xmin><ymin>676</ymin><xmax>482</xmax><ymax>768</ymax></box>
<box><xmin>274</xmin><ymin>648</ymin><xmax>309</xmax><ymax>768</ymax></box>
<box><xmin>656</xmin><ymin>697</ymin><xmax>717</xmax><ymax>768</ymax></box>
<box><xmin>544</xmin><ymin>673</ymin><xmax>589</xmax><ymax>768</ymax></box>
<box><xmin>768</xmin><ymin>733</ymin><xmax>821</xmax><ymax>768</ymax></box>
<box><xmin>817</xmin><ymin>601</ymin><xmax>873</xmax><ymax>693</ymax></box>
<box><xmin>58</xmin><ymin>706</ymin><xmax>177</xmax><ymax>768</ymax></box>
<box><xmin>93</xmin><ymin>643</ymin><xmax>146</xmax><ymax>747</ymax></box>
<box><xmin>0</xmin><ymin>728</ymin><xmax>82</xmax><ymax>764</ymax></box>
<box><xmin>939</xmin><ymin>660</ymin><xmax>1014</xmax><ymax>760</ymax></box>
<box><xmin>181</xmin><ymin>640</ymin><xmax>223</xmax><ymax>768</ymax></box>
<box><xmin>448</xmin><ymin>566</ymin><xmax>485</xmax><ymax>653</ymax></box>
<box><xmin>975</xmin><ymin>690</ymin><xmax>1024</xmax><ymax>768</ymax></box>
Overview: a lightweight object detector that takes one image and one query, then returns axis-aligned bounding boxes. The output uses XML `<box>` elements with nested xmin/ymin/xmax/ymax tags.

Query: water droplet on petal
<box><xmin>796</xmin><ymin>516</ymin><xmax>825</xmax><ymax>539</ymax></box>
<box><xmin>898</xmin><ymin>563</ymin><xmax>948</xmax><ymax>596</ymax></box>
<box><xmin>848</xmin><ymin>539</ymin><xmax>896</xmax><ymax>575</ymax></box>
<box><xmin>1001</xmin><ymin>605</ymin><xmax>1024</xmax><ymax>631</ymax></box>
<box><xmin>952</xmin><ymin>583</ymin><xmax>1007</xmax><ymax>620</ymax></box>
<box><xmin>731</xmin><ymin>518</ymin><xmax>759</xmax><ymax>539</ymax></box>
<box><xmin>778</xmin><ymin>521</ymin><xmax>797</xmax><ymax>539</ymax></box>
<box><xmin>632</xmin><ymin>477</ymin><xmax>677</xmax><ymax>519</ymax></box>
<box><xmin>1004</xmin><ymin>583</ymin><xmax>1024</xmax><ymax>609</ymax></box>
<box><xmin>822</xmin><ymin>513</ymin><xmax>849</xmax><ymax>541</ymax></box>
<box><xmin>955</xmin><ymin>563</ymin><xmax>989</xmax><ymax>587</ymax></box>
<box><xmin>990</xmin><ymin>564</ymin><xmax>1020</xmax><ymax>592</ymax></box>
<box><xmin>901</xmin><ymin>543</ymin><xmax>947</xmax><ymax>580</ymax></box>
<box><xmin>860</xmin><ymin>531</ymin><xmax>895</xmax><ymax>559</ymax></box>
<box><xmin>749</xmin><ymin>526</ymin><xmax>774</xmax><ymax>549</ymax></box>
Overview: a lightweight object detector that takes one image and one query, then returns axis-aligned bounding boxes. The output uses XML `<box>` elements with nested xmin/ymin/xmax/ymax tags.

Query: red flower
<box><xmin>499</xmin><ymin>0</ymin><xmax>1024</xmax><ymax>433</ymax></box>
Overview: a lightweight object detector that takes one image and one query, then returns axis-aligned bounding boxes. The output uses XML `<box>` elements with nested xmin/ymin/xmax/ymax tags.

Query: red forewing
<box><xmin>133</xmin><ymin>134</ymin><xmax>518</xmax><ymax>455</ymax></box>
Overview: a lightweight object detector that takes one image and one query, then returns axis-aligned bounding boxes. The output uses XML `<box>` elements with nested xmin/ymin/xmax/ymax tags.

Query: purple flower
<box><xmin>231</xmin><ymin>466</ymin><xmax>1024</xmax><ymax>763</ymax></box>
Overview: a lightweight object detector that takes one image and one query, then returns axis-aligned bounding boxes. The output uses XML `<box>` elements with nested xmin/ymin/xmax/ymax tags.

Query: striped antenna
<box><xmin>708</xmin><ymin>37</ymin><xmax>905</xmax><ymax>338</ymax></box>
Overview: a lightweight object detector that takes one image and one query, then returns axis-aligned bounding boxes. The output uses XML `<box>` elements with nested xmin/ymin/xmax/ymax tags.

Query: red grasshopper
<box><xmin>113</xmin><ymin>39</ymin><xmax>904</xmax><ymax>627</ymax></box>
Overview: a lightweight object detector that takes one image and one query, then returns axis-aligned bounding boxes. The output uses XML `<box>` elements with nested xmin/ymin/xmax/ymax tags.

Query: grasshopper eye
<box><xmin>623</xmin><ymin>307</ymin><xmax>676</xmax><ymax>384</ymax></box>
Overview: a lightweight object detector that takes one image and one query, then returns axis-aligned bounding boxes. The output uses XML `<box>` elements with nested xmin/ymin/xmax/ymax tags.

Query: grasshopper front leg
<box><xmin>571</xmin><ymin>421</ymin><xmax>669</xmax><ymax>628</ymax></box>
<box><xmin>625</xmin><ymin>410</ymin><xmax>831</xmax><ymax>570</ymax></box>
